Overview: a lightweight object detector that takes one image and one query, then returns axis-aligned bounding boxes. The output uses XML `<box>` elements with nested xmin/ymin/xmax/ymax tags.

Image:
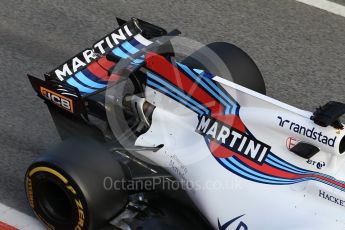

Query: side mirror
<box><xmin>311</xmin><ymin>101</ymin><xmax>345</xmax><ymax>129</ymax></box>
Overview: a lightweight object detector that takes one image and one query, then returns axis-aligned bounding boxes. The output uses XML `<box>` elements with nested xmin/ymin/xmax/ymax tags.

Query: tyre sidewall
<box><xmin>26</xmin><ymin>163</ymin><xmax>88</xmax><ymax>230</ymax></box>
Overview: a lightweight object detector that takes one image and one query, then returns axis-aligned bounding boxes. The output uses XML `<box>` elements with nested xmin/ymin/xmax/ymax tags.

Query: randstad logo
<box><xmin>278</xmin><ymin>116</ymin><xmax>337</xmax><ymax>147</ymax></box>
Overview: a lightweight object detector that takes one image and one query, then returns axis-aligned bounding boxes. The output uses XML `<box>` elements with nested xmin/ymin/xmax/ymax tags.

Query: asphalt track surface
<box><xmin>0</xmin><ymin>0</ymin><xmax>344</xmax><ymax>216</ymax></box>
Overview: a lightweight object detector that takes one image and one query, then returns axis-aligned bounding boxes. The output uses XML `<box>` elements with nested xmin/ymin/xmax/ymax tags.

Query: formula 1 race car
<box><xmin>26</xmin><ymin>18</ymin><xmax>345</xmax><ymax>230</ymax></box>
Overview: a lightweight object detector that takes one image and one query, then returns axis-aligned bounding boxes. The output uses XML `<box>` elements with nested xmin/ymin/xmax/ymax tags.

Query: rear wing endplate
<box><xmin>28</xmin><ymin>74</ymin><xmax>87</xmax><ymax>118</ymax></box>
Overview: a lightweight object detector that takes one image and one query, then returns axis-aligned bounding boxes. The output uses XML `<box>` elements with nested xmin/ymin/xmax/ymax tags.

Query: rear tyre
<box><xmin>182</xmin><ymin>42</ymin><xmax>266</xmax><ymax>94</ymax></box>
<box><xmin>25</xmin><ymin>139</ymin><xmax>128</xmax><ymax>230</ymax></box>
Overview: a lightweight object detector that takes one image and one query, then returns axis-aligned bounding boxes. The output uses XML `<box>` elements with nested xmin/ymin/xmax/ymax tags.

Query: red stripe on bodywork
<box><xmin>215</xmin><ymin>141</ymin><xmax>307</xmax><ymax>180</ymax></box>
<box><xmin>213</xmin><ymin>114</ymin><xmax>246</xmax><ymax>132</ymax></box>
<box><xmin>0</xmin><ymin>221</ymin><xmax>18</xmax><ymax>230</ymax></box>
<box><xmin>209</xmin><ymin>141</ymin><xmax>238</xmax><ymax>158</ymax></box>
<box><xmin>87</xmin><ymin>56</ymin><xmax>116</xmax><ymax>81</ymax></box>
<box><xmin>98</xmin><ymin>56</ymin><xmax>115</xmax><ymax>70</ymax></box>
<box><xmin>211</xmin><ymin>142</ymin><xmax>305</xmax><ymax>179</ymax></box>
<box><xmin>145</xmin><ymin>52</ymin><xmax>224</xmax><ymax>115</ymax></box>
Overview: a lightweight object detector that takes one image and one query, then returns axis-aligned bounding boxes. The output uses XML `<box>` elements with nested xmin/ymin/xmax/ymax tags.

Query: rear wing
<box><xmin>42</xmin><ymin>18</ymin><xmax>171</xmax><ymax>97</ymax></box>
<box><xmin>27</xmin><ymin>17</ymin><xmax>175</xmax><ymax>119</ymax></box>
<box><xmin>46</xmin><ymin>18</ymin><xmax>168</xmax><ymax>81</ymax></box>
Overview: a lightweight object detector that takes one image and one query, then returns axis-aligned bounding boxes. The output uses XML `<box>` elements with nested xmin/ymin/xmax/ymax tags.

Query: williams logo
<box><xmin>278</xmin><ymin>116</ymin><xmax>337</xmax><ymax>147</ymax></box>
<box><xmin>40</xmin><ymin>87</ymin><xmax>74</xmax><ymax>113</ymax></box>
<box><xmin>218</xmin><ymin>215</ymin><xmax>248</xmax><ymax>230</ymax></box>
<box><xmin>196</xmin><ymin>115</ymin><xmax>270</xmax><ymax>165</ymax></box>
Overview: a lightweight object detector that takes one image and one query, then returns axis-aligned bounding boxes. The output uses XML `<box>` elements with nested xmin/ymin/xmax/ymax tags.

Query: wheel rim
<box><xmin>36</xmin><ymin>180</ymin><xmax>73</xmax><ymax>224</ymax></box>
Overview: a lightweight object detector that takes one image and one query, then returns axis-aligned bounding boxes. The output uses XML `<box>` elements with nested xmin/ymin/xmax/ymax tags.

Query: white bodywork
<box><xmin>135</xmin><ymin>76</ymin><xmax>345</xmax><ymax>230</ymax></box>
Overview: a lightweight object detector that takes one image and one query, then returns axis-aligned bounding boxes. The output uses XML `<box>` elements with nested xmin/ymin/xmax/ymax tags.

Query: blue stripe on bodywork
<box><xmin>219</xmin><ymin>158</ymin><xmax>291</xmax><ymax>184</ymax></box>
<box><xmin>122</xmin><ymin>41</ymin><xmax>140</xmax><ymax>54</ymax></box>
<box><xmin>193</xmin><ymin>68</ymin><xmax>204</xmax><ymax>75</ymax></box>
<box><xmin>66</xmin><ymin>77</ymin><xmax>95</xmax><ymax>93</ymax></box>
<box><xmin>230</xmin><ymin>158</ymin><xmax>296</xmax><ymax>183</ymax></box>
<box><xmin>191</xmin><ymin>68</ymin><xmax>238</xmax><ymax>114</ymax></box>
<box><xmin>266</xmin><ymin>154</ymin><xmax>311</xmax><ymax>174</ymax></box>
<box><xmin>147</xmin><ymin>71</ymin><xmax>210</xmax><ymax>115</ymax></box>
<box><xmin>82</xmin><ymin>68</ymin><xmax>108</xmax><ymax>84</ymax></box>
<box><xmin>75</xmin><ymin>72</ymin><xmax>107</xmax><ymax>89</ymax></box>
<box><xmin>177</xmin><ymin>63</ymin><xmax>232</xmax><ymax>113</ymax></box>
<box><xmin>147</xmin><ymin>80</ymin><xmax>204</xmax><ymax>115</ymax></box>
<box><xmin>112</xmin><ymin>47</ymin><xmax>129</xmax><ymax>59</ymax></box>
